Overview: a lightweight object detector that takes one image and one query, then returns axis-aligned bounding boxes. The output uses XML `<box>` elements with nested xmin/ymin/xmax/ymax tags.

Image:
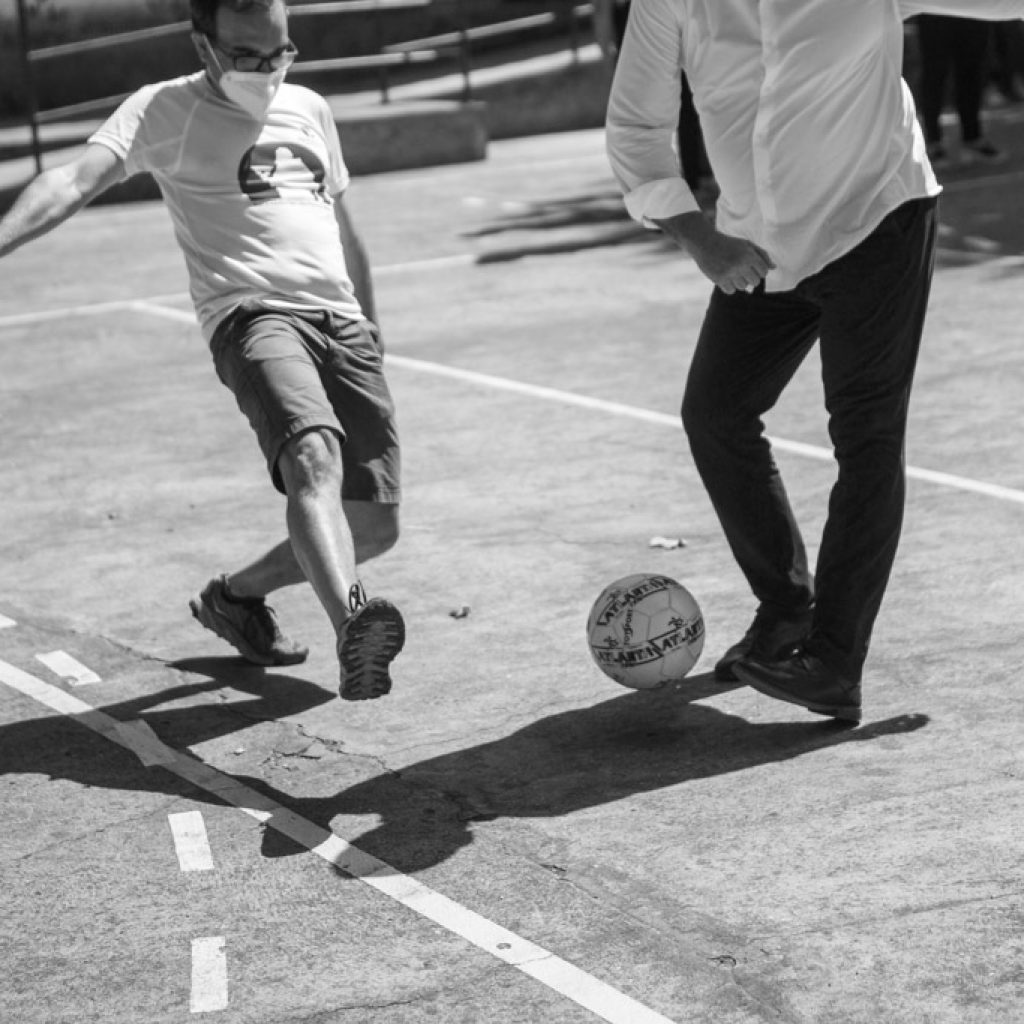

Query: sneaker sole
<box><xmin>338</xmin><ymin>599</ymin><xmax>406</xmax><ymax>701</ymax></box>
<box><xmin>189</xmin><ymin>596</ymin><xmax>307</xmax><ymax>667</ymax></box>
<box><xmin>734</xmin><ymin>666</ymin><xmax>862</xmax><ymax>723</ymax></box>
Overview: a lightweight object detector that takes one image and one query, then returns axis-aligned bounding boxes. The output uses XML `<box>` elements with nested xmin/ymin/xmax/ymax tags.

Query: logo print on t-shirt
<box><xmin>238</xmin><ymin>142</ymin><xmax>329</xmax><ymax>204</ymax></box>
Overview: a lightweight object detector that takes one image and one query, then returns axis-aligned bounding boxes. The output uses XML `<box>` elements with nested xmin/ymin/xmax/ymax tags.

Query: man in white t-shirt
<box><xmin>0</xmin><ymin>0</ymin><xmax>405</xmax><ymax>702</ymax></box>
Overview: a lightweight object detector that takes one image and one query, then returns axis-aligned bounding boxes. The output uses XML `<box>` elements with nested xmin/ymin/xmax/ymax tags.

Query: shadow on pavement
<box><xmin>275</xmin><ymin>679</ymin><xmax>928</xmax><ymax>873</ymax></box>
<box><xmin>0</xmin><ymin>662</ymin><xmax>930</xmax><ymax>876</ymax></box>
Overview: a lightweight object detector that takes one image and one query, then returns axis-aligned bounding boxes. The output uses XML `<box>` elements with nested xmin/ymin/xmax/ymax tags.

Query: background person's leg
<box><xmin>915</xmin><ymin>15</ymin><xmax>955</xmax><ymax>154</ymax></box>
<box><xmin>952</xmin><ymin>19</ymin><xmax>992</xmax><ymax>143</ymax></box>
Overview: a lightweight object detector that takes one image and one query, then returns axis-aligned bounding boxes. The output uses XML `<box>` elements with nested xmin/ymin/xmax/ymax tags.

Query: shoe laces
<box><xmin>232</xmin><ymin>593</ymin><xmax>284</xmax><ymax>646</ymax></box>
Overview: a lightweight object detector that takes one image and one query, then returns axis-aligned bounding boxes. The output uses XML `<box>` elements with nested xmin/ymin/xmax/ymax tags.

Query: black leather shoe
<box><xmin>714</xmin><ymin>607</ymin><xmax>813</xmax><ymax>682</ymax></box>
<box><xmin>733</xmin><ymin>648</ymin><xmax>862</xmax><ymax>722</ymax></box>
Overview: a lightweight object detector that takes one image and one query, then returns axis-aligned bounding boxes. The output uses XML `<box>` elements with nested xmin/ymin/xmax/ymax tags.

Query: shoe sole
<box><xmin>734</xmin><ymin>666</ymin><xmax>862</xmax><ymax>723</ymax></box>
<box><xmin>338</xmin><ymin>599</ymin><xmax>405</xmax><ymax>701</ymax></box>
<box><xmin>189</xmin><ymin>596</ymin><xmax>308</xmax><ymax>667</ymax></box>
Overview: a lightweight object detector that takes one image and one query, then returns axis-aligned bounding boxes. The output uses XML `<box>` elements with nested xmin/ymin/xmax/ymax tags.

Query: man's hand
<box><xmin>653</xmin><ymin>211</ymin><xmax>775</xmax><ymax>294</ymax></box>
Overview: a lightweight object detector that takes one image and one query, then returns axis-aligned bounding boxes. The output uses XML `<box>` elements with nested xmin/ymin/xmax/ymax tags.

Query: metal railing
<box><xmin>12</xmin><ymin>0</ymin><xmax>594</xmax><ymax>176</ymax></box>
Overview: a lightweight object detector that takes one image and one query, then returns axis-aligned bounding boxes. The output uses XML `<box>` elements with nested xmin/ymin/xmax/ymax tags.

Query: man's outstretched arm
<box><xmin>0</xmin><ymin>143</ymin><xmax>125</xmax><ymax>259</ymax></box>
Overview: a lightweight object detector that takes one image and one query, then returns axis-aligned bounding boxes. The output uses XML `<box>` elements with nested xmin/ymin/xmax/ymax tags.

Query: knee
<box><xmin>682</xmin><ymin>388</ymin><xmax>727</xmax><ymax>449</ymax></box>
<box><xmin>278</xmin><ymin>429</ymin><xmax>343</xmax><ymax>495</ymax></box>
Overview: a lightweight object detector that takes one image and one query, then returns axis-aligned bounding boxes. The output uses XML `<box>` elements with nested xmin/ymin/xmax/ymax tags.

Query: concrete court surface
<box><xmin>0</xmin><ymin>125</ymin><xmax>1022</xmax><ymax>1024</ymax></box>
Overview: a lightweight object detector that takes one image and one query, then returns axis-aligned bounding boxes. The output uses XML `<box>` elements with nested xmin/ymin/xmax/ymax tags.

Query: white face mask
<box><xmin>218</xmin><ymin>67</ymin><xmax>287</xmax><ymax>119</ymax></box>
<box><xmin>203</xmin><ymin>38</ymin><xmax>291</xmax><ymax>120</ymax></box>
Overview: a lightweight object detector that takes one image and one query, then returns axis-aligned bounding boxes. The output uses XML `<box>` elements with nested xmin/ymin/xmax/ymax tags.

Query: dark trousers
<box><xmin>681</xmin><ymin>198</ymin><xmax>938</xmax><ymax>680</ymax></box>
<box><xmin>917</xmin><ymin>15</ymin><xmax>991</xmax><ymax>143</ymax></box>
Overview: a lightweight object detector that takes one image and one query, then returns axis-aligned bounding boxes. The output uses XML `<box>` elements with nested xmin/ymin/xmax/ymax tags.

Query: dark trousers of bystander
<box><xmin>681</xmin><ymin>197</ymin><xmax>939</xmax><ymax>682</ymax></box>
<box><xmin>916</xmin><ymin>15</ymin><xmax>991</xmax><ymax>144</ymax></box>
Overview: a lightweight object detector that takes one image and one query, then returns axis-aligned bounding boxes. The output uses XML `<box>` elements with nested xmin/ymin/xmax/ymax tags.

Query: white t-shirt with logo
<box><xmin>90</xmin><ymin>72</ymin><xmax>363</xmax><ymax>340</ymax></box>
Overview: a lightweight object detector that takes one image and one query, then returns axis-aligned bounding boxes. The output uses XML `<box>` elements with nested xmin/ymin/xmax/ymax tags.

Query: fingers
<box><xmin>719</xmin><ymin>242</ymin><xmax>775</xmax><ymax>294</ymax></box>
<box><xmin>690</xmin><ymin>230</ymin><xmax>776</xmax><ymax>293</ymax></box>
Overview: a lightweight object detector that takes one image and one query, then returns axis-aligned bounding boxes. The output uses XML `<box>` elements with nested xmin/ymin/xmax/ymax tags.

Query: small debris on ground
<box><xmin>648</xmin><ymin>536</ymin><xmax>687</xmax><ymax>550</ymax></box>
<box><xmin>449</xmin><ymin>605</ymin><xmax>471</xmax><ymax>619</ymax></box>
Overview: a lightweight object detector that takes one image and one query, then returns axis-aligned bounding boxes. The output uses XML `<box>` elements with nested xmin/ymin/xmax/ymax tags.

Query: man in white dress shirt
<box><xmin>606</xmin><ymin>1</ymin><xmax>1024</xmax><ymax>722</ymax></box>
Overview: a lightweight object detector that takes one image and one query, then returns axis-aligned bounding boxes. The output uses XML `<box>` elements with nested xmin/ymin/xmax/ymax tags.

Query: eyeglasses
<box><xmin>206</xmin><ymin>37</ymin><xmax>298</xmax><ymax>73</ymax></box>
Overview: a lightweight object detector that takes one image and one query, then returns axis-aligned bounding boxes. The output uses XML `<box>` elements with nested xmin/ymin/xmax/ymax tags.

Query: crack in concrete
<box><xmin>270</xmin><ymin>962</ymin><xmax>507</xmax><ymax>1022</ymax></box>
<box><xmin>754</xmin><ymin>888</ymin><xmax>1024</xmax><ymax>941</ymax></box>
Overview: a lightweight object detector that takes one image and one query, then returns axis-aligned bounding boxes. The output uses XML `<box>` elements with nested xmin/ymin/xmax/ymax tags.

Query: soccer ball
<box><xmin>586</xmin><ymin>573</ymin><xmax>705</xmax><ymax>689</ymax></box>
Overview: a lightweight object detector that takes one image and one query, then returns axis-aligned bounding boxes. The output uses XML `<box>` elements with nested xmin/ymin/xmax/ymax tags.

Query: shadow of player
<box><xmin>0</xmin><ymin>662</ymin><xmax>929</xmax><ymax>877</ymax></box>
<box><xmin>255</xmin><ymin>672</ymin><xmax>929</xmax><ymax>874</ymax></box>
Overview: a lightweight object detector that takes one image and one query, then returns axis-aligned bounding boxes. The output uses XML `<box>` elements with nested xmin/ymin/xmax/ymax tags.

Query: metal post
<box><xmin>454</xmin><ymin>0</ymin><xmax>472</xmax><ymax>102</ymax></box>
<box><xmin>568</xmin><ymin>0</ymin><xmax>580</xmax><ymax>65</ymax></box>
<box><xmin>15</xmin><ymin>0</ymin><xmax>43</xmax><ymax>175</ymax></box>
<box><xmin>373</xmin><ymin>0</ymin><xmax>391</xmax><ymax>103</ymax></box>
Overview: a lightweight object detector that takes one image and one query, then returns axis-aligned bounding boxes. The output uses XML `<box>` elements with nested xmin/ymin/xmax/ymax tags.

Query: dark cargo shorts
<box><xmin>209</xmin><ymin>301</ymin><xmax>401</xmax><ymax>501</ymax></box>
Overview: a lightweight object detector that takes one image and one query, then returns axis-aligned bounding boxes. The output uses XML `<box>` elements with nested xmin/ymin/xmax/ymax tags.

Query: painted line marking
<box><xmin>0</xmin><ymin>613</ymin><xmax>16</xmax><ymax>629</ymax></box>
<box><xmin>0</xmin><ymin>661</ymin><xmax>682</xmax><ymax>1024</ymax></box>
<box><xmin>190</xmin><ymin>936</ymin><xmax>228</xmax><ymax>1014</ymax></box>
<box><xmin>0</xmin><ymin>252</ymin><xmax>477</xmax><ymax>330</ymax></box>
<box><xmin>169</xmin><ymin>811</ymin><xmax>215</xmax><ymax>872</ymax></box>
<box><xmin>939</xmin><ymin>169</ymin><xmax>1024</xmax><ymax>194</ymax></box>
<box><xmin>5</xmin><ymin>295</ymin><xmax>1023</xmax><ymax>508</ymax></box>
<box><xmin>385</xmin><ymin>354</ymin><xmax>1024</xmax><ymax>507</ymax></box>
<box><xmin>35</xmin><ymin>650</ymin><xmax>101</xmax><ymax>686</ymax></box>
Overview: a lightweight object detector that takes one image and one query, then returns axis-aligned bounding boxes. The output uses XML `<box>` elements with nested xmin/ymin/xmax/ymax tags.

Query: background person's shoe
<box><xmin>926</xmin><ymin>141</ymin><xmax>952</xmax><ymax>172</ymax></box>
<box><xmin>189</xmin><ymin>575</ymin><xmax>309</xmax><ymax>666</ymax></box>
<box><xmin>733</xmin><ymin>647</ymin><xmax>862</xmax><ymax>723</ymax></box>
<box><xmin>337</xmin><ymin>597</ymin><xmax>406</xmax><ymax>700</ymax></box>
<box><xmin>714</xmin><ymin>606</ymin><xmax>813</xmax><ymax>682</ymax></box>
<box><xmin>960</xmin><ymin>138</ymin><xmax>1007</xmax><ymax>165</ymax></box>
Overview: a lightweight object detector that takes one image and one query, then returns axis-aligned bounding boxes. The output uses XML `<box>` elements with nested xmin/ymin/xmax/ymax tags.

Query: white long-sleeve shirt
<box><xmin>606</xmin><ymin>0</ymin><xmax>1024</xmax><ymax>290</ymax></box>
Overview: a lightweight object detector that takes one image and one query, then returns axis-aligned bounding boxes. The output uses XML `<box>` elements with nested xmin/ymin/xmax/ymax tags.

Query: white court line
<box><xmin>35</xmin><ymin>650</ymin><xmax>101</xmax><ymax>686</ymax></box>
<box><xmin>4</xmin><ymin>295</ymin><xmax>1023</xmax><ymax>508</ymax></box>
<box><xmin>386</xmin><ymin>354</ymin><xmax>1024</xmax><ymax>507</ymax></box>
<box><xmin>0</xmin><ymin>661</ymin><xmax>684</xmax><ymax>1024</ymax></box>
<box><xmin>0</xmin><ymin>614</ymin><xmax>16</xmax><ymax>629</ymax></box>
<box><xmin>939</xmin><ymin>169</ymin><xmax>1024</xmax><ymax>194</ymax></box>
<box><xmin>169</xmin><ymin>811</ymin><xmax>215</xmax><ymax>872</ymax></box>
<box><xmin>190</xmin><ymin>936</ymin><xmax>228</xmax><ymax>1014</ymax></box>
<box><xmin>0</xmin><ymin>253</ymin><xmax>476</xmax><ymax>331</ymax></box>
<box><xmin>112</xmin><ymin>303</ymin><xmax>1024</xmax><ymax>507</ymax></box>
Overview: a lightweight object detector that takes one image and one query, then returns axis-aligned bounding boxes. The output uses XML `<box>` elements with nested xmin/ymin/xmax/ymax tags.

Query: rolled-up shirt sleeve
<box><xmin>605</xmin><ymin>0</ymin><xmax>699</xmax><ymax>225</ymax></box>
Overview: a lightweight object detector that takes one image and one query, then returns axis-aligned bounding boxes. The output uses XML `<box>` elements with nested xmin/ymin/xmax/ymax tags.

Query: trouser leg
<box><xmin>682</xmin><ymin>286</ymin><xmax>820</xmax><ymax>618</ymax></box>
<box><xmin>951</xmin><ymin>20</ymin><xmax>991</xmax><ymax>142</ymax></box>
<box><xmin>916</xmin><ymin>15</ymin><xmax>954</xmax><ymax>144</ymax></box>
<box><xmin>802</xmin><ymin>198</ymin><xmax>939</xmax><ymax>679</ymax></box>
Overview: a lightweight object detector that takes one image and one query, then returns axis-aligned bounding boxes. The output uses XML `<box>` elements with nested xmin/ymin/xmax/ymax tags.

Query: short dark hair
<box><xmin>191</xmin><ymin>0</ymin><xmax>283</xmax><ymax>39</ymax></box>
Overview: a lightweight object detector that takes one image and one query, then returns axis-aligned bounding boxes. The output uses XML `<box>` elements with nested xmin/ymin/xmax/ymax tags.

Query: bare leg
<box><xmin>239</xmin><ymin>428</ymin><xmax>357</xmax><ymax>632</ymax></box>
<box><xmin>226</xmin><ymin>458</ymin><xmax>399</xmax><ymax>621</ymax></box>
<box><xmin>226</xmin><ymin>539</ymin><xmax>305</xmax><ymax>598</ymax></box>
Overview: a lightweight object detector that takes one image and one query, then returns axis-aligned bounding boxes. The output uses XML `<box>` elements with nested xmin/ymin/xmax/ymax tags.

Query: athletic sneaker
<box><xmin>960</xmin><ymin>138</ymin><xmax>1007</xmax><ymax>165</ymax></box>
<box><xmin>925</xmin><ymin>142</ymin><xmax>951</xmax><ymax>172</ymax></box>
<box><xmin>336</xmin><ymin>597</ymin><xmax>406</xmax><ymax>700</ymax></box>
<box><xmin>189</xmin><ymin>575</ymin><xmax>309</xmax><ymax>666</ymax></box>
